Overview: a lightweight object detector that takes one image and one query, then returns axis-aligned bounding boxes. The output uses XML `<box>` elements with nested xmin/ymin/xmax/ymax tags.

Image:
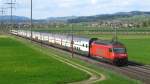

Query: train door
<box><xmin>108</xmin><ymin>48</ymin><xmax>114</xmax><ymax>60</ymax></box>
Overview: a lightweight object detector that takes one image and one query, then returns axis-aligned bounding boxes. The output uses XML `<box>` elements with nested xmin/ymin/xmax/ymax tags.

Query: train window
<box><xmin>86</xmin><ymin>44</ymin><xmax>88</xmax><ymax>48</ymax></box>
<box><xmin>109</xmin><ymin>48</ymin><xmax>112</xmax><ymax>52</ymax></box>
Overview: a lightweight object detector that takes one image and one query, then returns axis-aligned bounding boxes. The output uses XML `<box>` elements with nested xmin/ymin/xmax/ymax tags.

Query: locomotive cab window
<box><xmin>113</xmin><ymin>48</ymin><xmax>126</xmax><ymax>53</ymax></box>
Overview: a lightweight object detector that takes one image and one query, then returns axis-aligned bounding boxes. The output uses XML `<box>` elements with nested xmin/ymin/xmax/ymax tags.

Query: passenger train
<box><xmin>11</xmin><ymin>30</ymin><xmax>128</xmax><ymax>65</ymax></box>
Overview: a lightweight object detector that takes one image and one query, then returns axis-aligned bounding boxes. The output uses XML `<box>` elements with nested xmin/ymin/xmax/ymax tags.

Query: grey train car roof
<box><xmin>55</xmin><ymin>34</ymin><xmax>90</xmax><ymax>42</ymax></box>
<box><xmin>31</xmin><ymin>31</ymin><xmax>91</xmax><ymax>42</ymax></box>
<box><xmin>38</xmin><ymin>32</ymin><xmax>91</xmax><ymax>42</ymax></box>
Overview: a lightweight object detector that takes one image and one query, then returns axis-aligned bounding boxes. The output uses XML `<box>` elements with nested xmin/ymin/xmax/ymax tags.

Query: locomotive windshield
<box><xmin>113</xmin><ymin>48</ymin><xmax>126</xmax><ymax>53</ymax></box>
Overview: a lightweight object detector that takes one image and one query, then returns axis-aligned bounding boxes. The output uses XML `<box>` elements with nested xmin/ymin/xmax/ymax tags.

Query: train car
<box><xmin>90</xmin><ymin>40</ymin><xmax>128</xmax><ymax>65</ymax></box>
<box><xmin>11</xmin><ymin>30</ymin><xmax>18</xmax><ymax>35</ymax></box>
<box><xmin>72</xmin><ymin>36</ymin><xmax>91</xmax><ymax>56</ymax></box>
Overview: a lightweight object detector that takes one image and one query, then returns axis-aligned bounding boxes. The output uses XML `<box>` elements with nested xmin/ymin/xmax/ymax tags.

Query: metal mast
<box><xmin>6</xmin><ymin>0</ymin><xmax>16</xmax><ymax>31</ymax></box>
<box><xmin>30</xmin><ymin>0</ymin><xmax>33</xmax><ymax>39</ymax></box>
<box><xmin>0</xmin><ymin>7</ymin><xmax>7</xmax><ymax>32</ymax></box>
<box><xmin>0</xmin><ymin>8</ymin><xmax>5</xmax><ymax>32</ymax></box>
<box><xmin>0</xmin><ymin>8</ymin><xmax>5</xmax><ymax>21</ymax></box>
<box><xmin>71</xmin><ymin>23</ymin><xmax>74</xmax><ymax>58</ymax></box>
<box><xmin>114</xmin><ymin>25</ymin><xmax>118</xmax><ymax>42</ymax></box>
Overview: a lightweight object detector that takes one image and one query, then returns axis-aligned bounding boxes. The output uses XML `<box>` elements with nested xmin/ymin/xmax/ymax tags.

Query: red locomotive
<box><xmin>90</xmin><ymin>40</ymin><xmax>128</xmax><ymax>65</ymax></box>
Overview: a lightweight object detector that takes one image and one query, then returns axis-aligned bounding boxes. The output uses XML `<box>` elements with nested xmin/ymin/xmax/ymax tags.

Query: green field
<box><xmin>0</xmin><ymin>37</ymin><xmax>90</xmax><ymax>84</ymax></box>
<box><xmin>122</xmin><ymin>39</ymin><xmax>150</xmax><ymax>64</ymax></box>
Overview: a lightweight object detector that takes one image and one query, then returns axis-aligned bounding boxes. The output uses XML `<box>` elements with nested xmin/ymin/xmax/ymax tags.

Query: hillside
<box><xmin>68</xmin><ymin>11</ymin><xmax>150</xmax><ymax>23</ymax></box>
<box><xmin>0</xmin><ymin>16</ymin><xmax>29</xmax><ymax>21</ymax></box>
<box><xmin>1</xmin><ymin>11</ymin><xmax>150</xmax><ymax>23</ymax></box>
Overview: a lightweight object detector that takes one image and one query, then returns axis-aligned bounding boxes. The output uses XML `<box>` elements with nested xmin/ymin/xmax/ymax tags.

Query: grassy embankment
<box><xmin>0</xmin><ymin>36</ymin><xmax>90</xmax><ymax>84</ymax></box>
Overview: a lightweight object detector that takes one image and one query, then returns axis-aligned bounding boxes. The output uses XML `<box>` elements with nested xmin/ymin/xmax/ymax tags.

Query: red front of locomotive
<box><xmin>111</xmin><ymin>44</ymin><xmax>128</xmax><ymax>64</ymax></box>
<box><xmin>90</xmin><ymin>41</ymin><xmax>128</xmax><ymax>65</ymax></box>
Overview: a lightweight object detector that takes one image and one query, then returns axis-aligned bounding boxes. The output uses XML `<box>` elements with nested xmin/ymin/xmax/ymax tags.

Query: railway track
<box><xmin>72</xmin><ymin>55</ymin><xmax>150</xmax><ymax>84</ymax></box>
<box><xmin>73</xmin><ymin>54</ymin><xmax>150</xmax><ymax>84</ymax></box>
<box><xmin>15</xmin><ymin>35</ymin><xmax>150</xmax><ymax>84</ymax></box>
<box><xmin>119</xmin><ymin>66</ymin><xmax>150</xmax><ymax>83</ymax></box>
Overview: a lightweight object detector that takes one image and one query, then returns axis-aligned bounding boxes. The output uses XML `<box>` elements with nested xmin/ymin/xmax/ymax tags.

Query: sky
<box><xmin>0</xmin><ymin>0</ymin><xmax>150</xmax><ymax>19</ymax></box>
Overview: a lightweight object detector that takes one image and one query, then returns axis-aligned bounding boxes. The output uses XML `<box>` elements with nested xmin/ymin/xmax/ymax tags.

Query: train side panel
<box><xmin>90</xmin><ymin>43</ymin><xmax>114</xmax><ymax>60</ymax></box>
